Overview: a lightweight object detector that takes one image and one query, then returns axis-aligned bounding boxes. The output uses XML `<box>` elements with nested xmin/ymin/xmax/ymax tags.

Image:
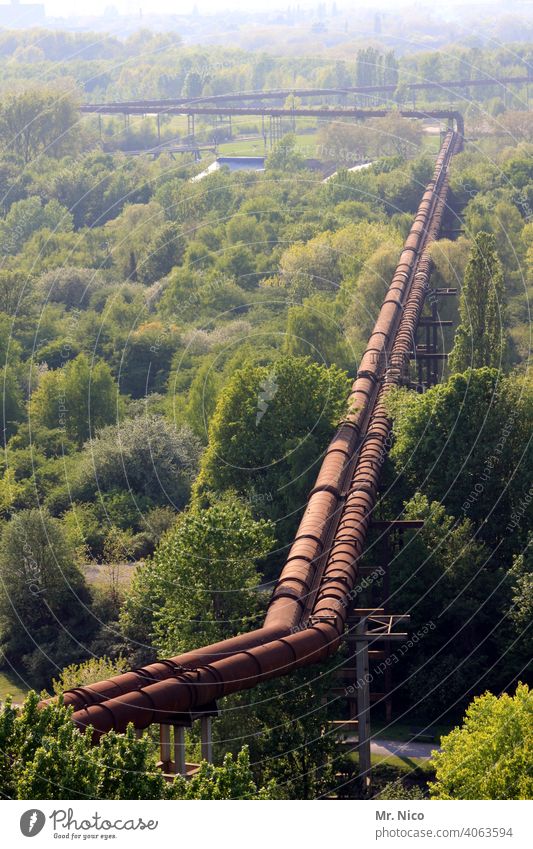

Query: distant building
<box><xmin>0</xmin><ymin>0</ymin><xmax>46</xmax><ymax>28</ymax></box>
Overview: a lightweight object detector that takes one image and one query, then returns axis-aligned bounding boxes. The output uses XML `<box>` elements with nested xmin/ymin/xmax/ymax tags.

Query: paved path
<box><xmin>371</xmin><ymin>738</ymin><xmax>439</xmax><ymax>760</ymax></box>
<box><xmin>340</xmin><ymin>736</ymin><xmax>439</xmax><ymax>759</ymax></box>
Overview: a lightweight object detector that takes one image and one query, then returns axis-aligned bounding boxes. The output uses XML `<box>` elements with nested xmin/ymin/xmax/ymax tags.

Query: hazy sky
<box><xmin>26</xmin><ymin>0</ymin><xmax>418</xmax><ymax>18</ymax></box>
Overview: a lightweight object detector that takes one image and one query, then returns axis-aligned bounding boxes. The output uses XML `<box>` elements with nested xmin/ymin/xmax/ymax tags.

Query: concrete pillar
<box><xmin>355</xmin><ymin>619</ymin><xmax>371</xmax><ymax>790</ymax></box>
<box><xmin>160</xmin><ymin>724</ymin><xmax>171</xmax><ymax>768</ymax></box>
<box><xmin>200</xmin><ymin>715</ymin><xmax>213</xmax><ymax>763</ymax></box>
<box><xmin>173</xmin><ymin>726</ymin><xmax>186</xmax><ymax>775</ymax></box>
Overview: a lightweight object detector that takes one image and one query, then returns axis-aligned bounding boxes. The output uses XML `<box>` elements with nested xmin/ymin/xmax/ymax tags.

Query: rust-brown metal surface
<box><xmin>52</xmin><ymin>130</ymin><xmax>460</xmax><ymax>737</ymax></box>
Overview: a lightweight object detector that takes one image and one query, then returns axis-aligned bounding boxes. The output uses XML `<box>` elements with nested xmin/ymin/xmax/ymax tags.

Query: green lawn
<box><xmin>370</xmin><ymin>752</ymin><xmax>435</xmax><ymax>773</ymax></box>
<box><xmin>217</xmin><ymin>136</ymin><xmax>268</xmax><ymax>156</ymax></box>
<box><xmin>347</xmin><ymin>749</ymin><xmax>435</xmax><ymax>775</ymax></box>
<box><xmin>218</xmin><ymin>129</ymin><xmax>319</xmax><ymax>158</ymax></box>
<box><xmin>420</xmin><ymin>131</ymin><xmax>443</xmax><ymax>153</ymax></box>
<box><xmin>0</xmin><ymin>671</ymin><xmax>29</xmax><ymax>704</ymax></box>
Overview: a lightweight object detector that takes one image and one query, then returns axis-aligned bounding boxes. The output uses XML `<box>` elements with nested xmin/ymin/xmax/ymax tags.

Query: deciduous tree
<box><xmin>430</xmin><ymin>684</ymin><xmax>532</xmax><ymax>799</ymax></box>
<box><xmin>120</xmin><ymin>495</ymin><xmax>274</xmax><ymax>656</ymax></box>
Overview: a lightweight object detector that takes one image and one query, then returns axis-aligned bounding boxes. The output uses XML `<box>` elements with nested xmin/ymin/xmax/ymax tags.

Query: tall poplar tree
<box><xmin>449</xmin><ymin>232</ymin><xmax>507</xmax><ymax>372</ymax></box>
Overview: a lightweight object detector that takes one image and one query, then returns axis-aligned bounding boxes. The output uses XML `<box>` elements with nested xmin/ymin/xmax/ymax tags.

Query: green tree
<box><xmin>52</xmin><ymin>656</ymin><xmax>129</xmax><ymax>696</ymax></box>
<box><xmin>195</xmin><ymin>356</ymin><xmax>349</xmax><ymax>543</ymax></box>
<box><xmin>36</xmin><ymin>267</ymin><xmax>105</xmax><ymax>309</ymax></box>
<box><xmin>120</xmin><ymin>495</ymin><xmax>274</xmax><ymax>656</ymax></box>
<box><xmin>182</xmin><ymin>70</ymin><xmax>203</xmax><ymax>99</ymax></box>
<box><xmin>119</xmin><ymin>321</ymin><xmax>180</xmax><ymax>398</ymax></box>
<box><xmin>57</xmin><ymin>415</ymin><xmax>202</xmax><ymax>511</ymax></box>
<box><xmin>344</xmin><ymin>243</ymin><xmax>403</xmax><ymax>354</ymax></box>
<box><xmin>1</xmin><ymin>365</ymin><xmax>24</xmax><ymax>444</ymax></box>
<box><xmin>368</xmin><ymin>113</ymin><xmax>422</xmax><ymax>158</ymax></box>
<box><xmin>0</xmin><ymin>693</ymin><xmax>166</xmax><ymax>800</ymax></box>
<box><xmin>30</xmin><ymin>353</ymin><xmax>119</xmax><ymax>448</ymax></box>
<box><xmin>137</xmin><ymin>221</ymin><xmax>183</xmax><ymax>284</ymax></box>
<box><xmin>0</xmin><ymin>197</ymin><xmax>73</xmax><ymax>255</ymax></box>
<box><xmin>0</xmin><ymin>269</ymin><xmax>32</xmax><ymax>315</ymax></box>
<box><xmin>284</xmin><ymin>295</ymin><xmax>352</xmax><ymax>370</ymax></box>
<box><xmin>507</xmin><ymin>536</ymin><xmax>533</xmax><ymax>662</ymax></box>
<box><xmin>430</xmin><ymin>684</ymin><xmax>532</xmax><ymax>799</ymax></box>
<box><xmin>388</xmin><ymin>494</ymin><xmax>504</xmax><ymax>713</ymax></box>
<box><xmin>265</xmin><ymin>134</ymin><xmax>304</xmax><ymax>171</ymax></box>
<box><xmin>252</xmin><ymin>669</ymin><xmax>338</xmax><ymax>799</ymax></box>
<box><xmin>387</xmin><ymin>369</ymin><xmax>533</xmax><ymax>552</ymax></box>
<box><xmin>0</xmin><ymin>509</ymin><xmax>94</xmax><ymax>684</ymax></box>
<box><xmin>183</xmin><ymin>356</ymin><xmax>221</xmax><ymax>442</ymax></box>
<box><xmin>0</xmin><ymin>86</ymin><xmax>80</xmax><ymax>164</ymax></box>
<box><xmin>105</xmin><ymin>201</ymin><xmax>165</xmax><ymax>281</ymax></box>
<box><xmin>211</xmin><ymin>666</ymin><xmax>339</xmax><ymax>799</ymax></box>
<box><xmin>170</xmin><ymin>746</ymin><xmax>278</xmax><ymax>799</ymax></box>
<box><xmin>378</xmin><ymin>781</ymin><xmax>426</xmax><ymax>800</ymax></box>
<box><xmin>449</xmin><ymin>232</ymin><xmax>507</xmax><ymax>372</ymax></box>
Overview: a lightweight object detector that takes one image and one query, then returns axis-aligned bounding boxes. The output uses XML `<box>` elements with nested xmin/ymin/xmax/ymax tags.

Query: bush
<box><xmin>0</xmin><ymin>693</ymin><xmax>165</xmax><ymax>800</ymax></box>
<box><xmin>378</xmin><ymin>780</ymin><xmax>427</xmax><ymax>800</ymax></box>
<box><xmin>170</xmin><ymin>747</ymin><xmax>278</xmax><ymax>799</ymax></box>
<box><xmin>430</xmin><ymin>684</ymin><xmax>533</xmax><ymax>799</ymax></box>
<box><xmin>53</xmin><ymin>416</ymin><xmax>202</xmax><ymax>512</ymax></box>
<box><xmin>52</xmin><ymin>656</ymin><xmax>130</xmax><ymax>697</ymax></box>
<box><xmin>36</xmin><ymin>267</ymin><xmax>106</xmax><ymax>309</ymax></box>
<box><xmin>0</xmin><ymin>508</ymin><xmax>95</xmax><ymax>686</ymax></box>
<box><xmin>0</xmin><ymin>694</ymin><xmax>278</xmax><ymax>800</ymax></box>
<box><xmin>120</xmin><ymin>494</ymin><xmax>274</xmax><ymax>656</ymax></box>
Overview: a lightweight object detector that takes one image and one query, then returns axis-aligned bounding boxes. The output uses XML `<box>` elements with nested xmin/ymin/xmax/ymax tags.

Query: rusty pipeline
<box><xmin>57</xmin><ymin>130</ymin><xmax>460</xmax><ymax>736</ymax></box>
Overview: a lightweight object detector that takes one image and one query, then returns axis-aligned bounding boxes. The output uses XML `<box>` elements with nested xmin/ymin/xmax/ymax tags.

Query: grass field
<box><xmin>217</xmin><ymin>129</ymin><xmax>319</xmax><ymax>157</ymax></box>
<box><xmin>0</xmin><ymin>671</ymin><xmax>29</xmax><ymax>704</ymax></box>
<box><xmin>216</xmin><ymin>124</ymin><xmax>442</xmax><ymax>159</ymax></box>
<box><xmin>348</xmin><ymin>749</ymin><xmax>435</xmax><ymax>775</ymax></box>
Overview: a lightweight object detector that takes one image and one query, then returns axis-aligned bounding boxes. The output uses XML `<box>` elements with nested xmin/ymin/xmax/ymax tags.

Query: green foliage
<box><xmin>0</xmin><ymin>196</ymin><xmax>73</xmax><ymax>255</ymax></box>
<box><xmin>119</xmin><ymin>321</ymin><xmax>180</xmax><ymax>398</ymax></box>
<box><xmin>343</xmin><ymin>242</ymin><xmax>403</xmax><ymax>352</ymax></box>
<box><xmin>182</xmin><ymin>355</ymin><xmax>221</xmax><ymax>442</ymax></box>
<box><xmin>137</xmin><ymin>221</ymin><xmax>184</xmax><ymax>284</ymax></box>
<box><xmin>0</xmin><ymin>692</ymin><xmax>166</xmax><ymax>800</ymax></box>
<box><xmin>30</xmin><ymin>353</ymin><xmax>119</xmax><ymax>448</ymax></box>
<box><xmin>120</xmin><ymin>494</ymin><xmax>274</xmax><ymax>655</ymax></box>
<box><xmin>0</xmin><ymin>269</ymin><xmax>33</xmax><ymax>315</ymax></box>
<box><xmin>284</xmin><ymin>295</ymin><xmax>353</xmax><ymax>371</ymax></box>
<box><xmin>212</xmin><ymin>666</ymin><xmax>339</xmax><ymax>799</ymax></box>
<box><xmin>378</xmin><ymin>780</ymin><xmax>426</xmax><ymax>800</ymax></box>
<box><xmin>265</xmin><ymin>134</ymin><xmax>304</xmax><ymax>171</ymax></box>
<box><xmin>507</xmin><ymin>535</ymin><xmax>533</xmax><ymax>661</ymax></box>
<box><xmin>430</xmin><ymin>684</ymin><xmax>532</xmax><ymax>799</ymax></box>
<box><xmin>36</xmin><ymin>267</ymin><xmax>106</xmax><ymax>309</ymax></box>
<box><xmin>1</xmin><ymin>366</ymin><xmax>24</xmax><ymax>444</ymax></box>
<box><xmin>105</xmin><ymin>201</ymin><xmax>166</xmax><ymax>281</ymax></box>
<box><xmin>387</xmin><ymin>369</ymin><xmax>533</xmax><ymax>552</ymax></box>
<box><xmin>388</xmin><ymin>494</ymin><xmax>503</xmax><ymax>712</ymax></box>
<box><xmin>195</xmin><ymin>355</ymin><xmax>349</xmax><ymax>543</ymax></box>
<box><xmin>0</xmin><ymin>508</ymin><xmax>94</xmax><ymax>685</ymax></box>
<box><xmin>277</xmin><ymin>222</ymin><xmax>399</xmax><ymax>300</ymax></box>
<box><xmin>449</xmin><ymin>232</ymin><xmax>508</xmax><ymax>372</ymax></box>
<box><xmin>0</xmin><ymin>86</ymin><xmax>80</xmax><ymax>164</ymax></box>
<box><xmin>52</xmin><ymin>656</ymin><xmax>130</xmax><ymax>697</ymax></box>
<box><xmin>55</xmin><ymin>415</ymin><xmax>202</xmax><ymax>512</ymax></box>
<box><xmin>170</xmin><ymin>746</ymin><xmax>278</xmax><ymax>799</ymax></box>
